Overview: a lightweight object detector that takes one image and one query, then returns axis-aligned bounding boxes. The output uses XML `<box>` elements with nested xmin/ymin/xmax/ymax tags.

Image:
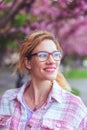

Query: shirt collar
<box><xmin>8</xmin><ymin>80</ymin><xmax>63</xmax><ymax>104</ymax></box>
<box><xmin>47</xmin><ymin>80</ymin><xmax>63</xmax><ymax>103</ymax></box>
<box><xmin>7</xmin><ymin>82</ymin><xmax>29</xmax><ymax>102</ymax></box>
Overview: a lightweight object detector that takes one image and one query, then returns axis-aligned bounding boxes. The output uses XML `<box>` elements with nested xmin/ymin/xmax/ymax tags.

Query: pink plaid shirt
<box><xmin>0</xmin><ymin>80</ymin><xmax>87</xmax><ymax>130</ymax></box>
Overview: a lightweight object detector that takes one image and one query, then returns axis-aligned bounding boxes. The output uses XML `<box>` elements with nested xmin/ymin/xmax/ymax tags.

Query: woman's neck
<box><xmin>30</xmin><ymin>80</ymin><xmax>52</xmax><ymax>99</ymax></box>
<box><xmin>24</xmin><ymin>80</ymin><xmax>53</xmax><ymax>110</ymax></box>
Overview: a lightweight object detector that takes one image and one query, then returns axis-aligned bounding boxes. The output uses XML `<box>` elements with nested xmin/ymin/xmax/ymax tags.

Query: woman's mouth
<box><xmin>44</xmin><ymin>67</ymin><xmax>56</xmax><ymax>72</ymax></box>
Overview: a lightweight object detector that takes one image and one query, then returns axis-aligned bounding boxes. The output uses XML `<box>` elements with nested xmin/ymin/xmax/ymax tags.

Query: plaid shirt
<box><xmin>0</xmin><ymin>80</ymin><xmax>87</xmax><ymax>130</ymax></box>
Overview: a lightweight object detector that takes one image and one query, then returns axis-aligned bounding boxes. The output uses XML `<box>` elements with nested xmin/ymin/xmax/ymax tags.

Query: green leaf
<box><xmin>11</xmin><ymin>14</ymin><xmax>26</xmax><ymax>26</ymax></box>
<box><xmin>6</xmin><ymin>0</ymin><xmax>11</xmax><ymax>3</ymax></box>
<box><xmin>71</xmin><ymin>88</ymin><xmax>80</xmax><ymax>96</ymax></box>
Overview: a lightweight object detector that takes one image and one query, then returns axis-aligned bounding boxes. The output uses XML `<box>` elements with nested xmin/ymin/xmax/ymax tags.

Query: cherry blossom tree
<box><xmin>0</xmin><ymin>0</ymin><xmax>87</xmax><ymax>65</ymax></box>
<box><xmin>29</xmin><ymin>0</ymin><xmax>87</xmax><ymax>57</ymax></box>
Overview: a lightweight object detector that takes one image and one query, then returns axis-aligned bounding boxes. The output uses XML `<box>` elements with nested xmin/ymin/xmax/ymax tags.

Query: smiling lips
<box><xmin>44</xmin><ymin>67</ymin><xmax>56</xmax><ymax>72</ymax></box>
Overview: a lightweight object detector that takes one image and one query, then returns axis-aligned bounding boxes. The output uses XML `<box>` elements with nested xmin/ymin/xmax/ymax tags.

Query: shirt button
<box><xmin>27</xmin><ymin>124</ymin><xmax>32</xmax><ymax>128</ymax></box>
<box><xmin>56</xmin><ymin>123</ymin><xmax>61</xmax><ymax>127</ymax></box>
<box><xmin>0</xmin><ymin>118</ymin><xmax>3</xmax><ymax>121</ymax></box>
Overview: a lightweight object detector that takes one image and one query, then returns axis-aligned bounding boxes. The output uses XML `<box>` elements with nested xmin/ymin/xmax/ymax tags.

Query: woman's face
<box><xmin>26</xmin><ymin>39</ymin><xmax>61</xmax><ymax>81</ymax></box>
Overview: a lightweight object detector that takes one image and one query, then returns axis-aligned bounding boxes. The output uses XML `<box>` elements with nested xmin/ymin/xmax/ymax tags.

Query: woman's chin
<box><xmin>45</xmin><ymin>75</ymin><xmax>57</xmax><ymax>81</ymax></box>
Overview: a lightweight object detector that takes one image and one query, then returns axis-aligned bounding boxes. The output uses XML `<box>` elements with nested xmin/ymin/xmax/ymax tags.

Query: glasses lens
<box><xmin>53</xmin><ymin>51</ymin><xmax>62</xmax><ymax>60</ymax></box>
<box><xmin>37</xmin><ymin>52</ymin><xmax>48</xmax><ymax>61</ymax></box>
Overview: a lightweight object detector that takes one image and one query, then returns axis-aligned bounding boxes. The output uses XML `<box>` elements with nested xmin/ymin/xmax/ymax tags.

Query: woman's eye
<box><xmin>38</xmin><ymin>53</ymin><xmax>47</xmax><ymax>57</ymax></box>
<box><xmin>54</xmin><ymin>52</ymin><xmax>60</xmax><ymax>57</ymax></box>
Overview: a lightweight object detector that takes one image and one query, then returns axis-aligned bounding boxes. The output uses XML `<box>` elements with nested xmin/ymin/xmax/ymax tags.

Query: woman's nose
<box><xmin>46</xmin><ymin>55</ymin><xmax>55</xmax><ymax>63</ymax></box>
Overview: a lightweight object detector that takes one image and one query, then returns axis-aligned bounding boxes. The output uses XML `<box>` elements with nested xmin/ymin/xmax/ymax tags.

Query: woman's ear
<box><xmin>24</xmin><ymin>57</ymin><xmax>31</xmax><ymax>70</ymax></box>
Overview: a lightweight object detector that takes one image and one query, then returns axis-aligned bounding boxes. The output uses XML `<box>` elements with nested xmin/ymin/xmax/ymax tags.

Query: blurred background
<box><xmin>0</xmin><ymin>0</ymin><xmax>87</xmax><ymax>105</ymax></box>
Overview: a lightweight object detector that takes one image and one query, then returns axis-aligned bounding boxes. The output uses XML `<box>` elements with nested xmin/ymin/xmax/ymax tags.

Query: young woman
<box><xmin>0</xmin><ymin>30</ymin><xmax>87</xmax><ymax>130</ymax></box>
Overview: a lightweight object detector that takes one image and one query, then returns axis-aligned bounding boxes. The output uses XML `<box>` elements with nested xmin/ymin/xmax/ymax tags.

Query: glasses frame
<box><xmin>27</xmin><ymin>51</ymin><xmax>62</xmax><ymax>62</ymax></box>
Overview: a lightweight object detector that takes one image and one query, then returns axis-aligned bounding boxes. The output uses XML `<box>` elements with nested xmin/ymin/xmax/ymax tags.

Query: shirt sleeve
<box><xmin>77</xmin><ymin>115</ymin><xmax>87</xmax><ymax>130</ymax></box>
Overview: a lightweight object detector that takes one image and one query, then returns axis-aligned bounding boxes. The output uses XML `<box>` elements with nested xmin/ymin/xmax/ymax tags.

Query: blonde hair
<box><xmin>56</xmin><ymin>72</ymin><xmax>71</xmax><ymax>91</ymax></box>
<box><xmin>16</xmin><ymin>30</ymin><xmax>70</xmax><ymax>91</ymax></box>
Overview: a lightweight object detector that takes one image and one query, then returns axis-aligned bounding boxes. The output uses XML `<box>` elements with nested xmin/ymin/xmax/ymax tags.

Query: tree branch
<box><xmin>0</xmin><ymin>0</ymin><xmax>34</xmax><ymax>29</ymax></box>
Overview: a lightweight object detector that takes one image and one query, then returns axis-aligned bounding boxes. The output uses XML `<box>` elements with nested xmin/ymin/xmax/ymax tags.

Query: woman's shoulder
<box><xmin>0</xmin><ymin>88</ymin><xmax>21</xmax><ymax>116</ymax></box>
<box><xmin>0</xmin><ymin>82</ymin><xmax>27</xmax><ymax>101</ymax></box>
<box><xmin>63</xmin><ymin>89</ymin><xmax>87</xmax><ymax>113</ymax></box>
<box><xmin>1</xmin><ymin>88</ymin><xmax>20</xmax><ymax>100</ymax></box>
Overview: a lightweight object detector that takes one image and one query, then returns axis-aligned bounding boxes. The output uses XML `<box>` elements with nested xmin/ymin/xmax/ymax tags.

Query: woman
<box><xmin>0</xmin><ymin>30</ymin><xmax>87</xmax><ymax>130</ymax></box>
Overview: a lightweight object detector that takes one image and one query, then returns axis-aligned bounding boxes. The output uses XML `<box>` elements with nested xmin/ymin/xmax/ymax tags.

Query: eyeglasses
<box><xmin>27</xmin><ymin>51</ymin><xmax>62</xmax><ymax>62</ymax></box>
